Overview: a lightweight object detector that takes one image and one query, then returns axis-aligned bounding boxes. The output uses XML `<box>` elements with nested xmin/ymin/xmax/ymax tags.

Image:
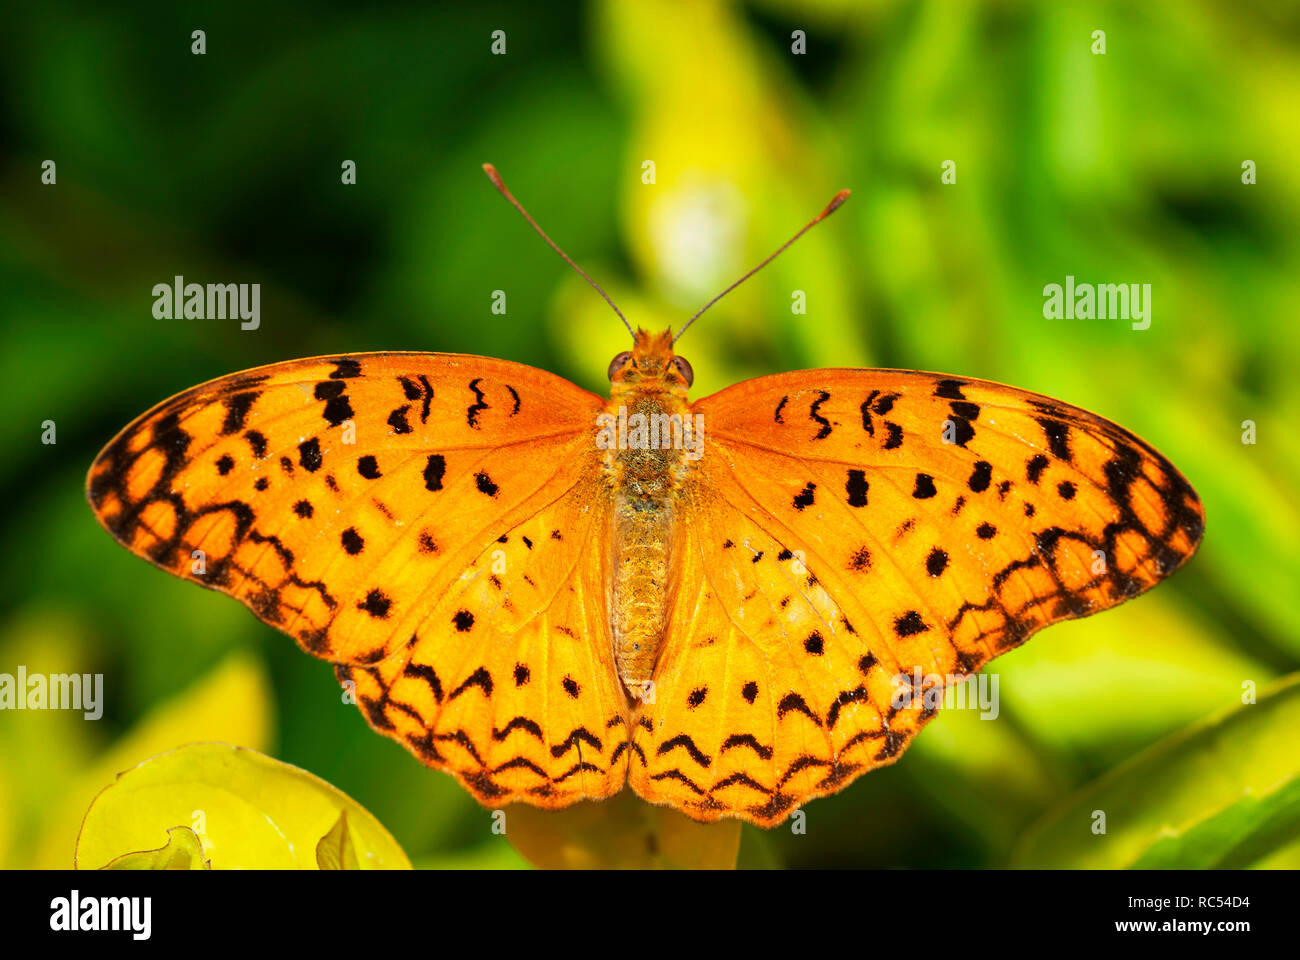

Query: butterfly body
<box><xmin>604</xmin><ymin>330</ymin><xmax>696</xmax><ymax>697</ymax></box>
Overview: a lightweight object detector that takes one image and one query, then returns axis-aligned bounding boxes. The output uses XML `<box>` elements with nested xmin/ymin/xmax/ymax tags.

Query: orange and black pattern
<box><xmin>88</xmin><ymin>353</ymin><xmax>1203</xmax><ymax>827</ymax></box>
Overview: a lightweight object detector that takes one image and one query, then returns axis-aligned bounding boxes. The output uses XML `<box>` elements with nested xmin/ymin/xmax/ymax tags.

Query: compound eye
<box><xmin>607</xmin><ymin>350</ymin><xmax>633</xmax><ymax>381</ymax></box>
<box><xmin>672</xmin><ymin>355</ymin><xmax>694</xmax><ymax>387</ymax></box>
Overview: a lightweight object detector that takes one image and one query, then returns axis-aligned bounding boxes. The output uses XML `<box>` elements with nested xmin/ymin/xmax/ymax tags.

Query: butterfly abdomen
<box><xmin>611</xmin><ymin>498</ymin><xmax>673</xmax><ymax>695</ymax></box>
<box><xmin>604</xmin><ymin>391</ymin><xmax>693</xmax><ymax>700</ymax></box>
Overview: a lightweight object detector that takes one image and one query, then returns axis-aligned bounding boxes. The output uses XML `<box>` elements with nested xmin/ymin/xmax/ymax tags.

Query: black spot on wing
<box><xmin>721</xmin><ymin>733</ymin><xmax>773</xmax><ymax>760</ymax></box>
<box><xmin>792</xmin><ymin>482</ymin><xmax>816</xmax><ymax>511</ymax></box>
<box><xmin>827</xmin><ymin>686</ymin><xmax>870</xmax><ymax>729</ymax></box>
<box><xmin>809</xmin><ymin>391</ymin><xmax>832</xmax><ymax>439</ymax></box>
<box><xmin>859</xmin><ymin>394</ymin><xmax>876</xmax><ymax>436</ymax></box>
<box><xmin>1037</xmin><ymin>417</ymin><xmax>1073</xmax><ymax>461</ymax></box>
<box><xmin>312</xmin><ymin>381</ymin><xmax>353</xmax><ymax>428</ymax></box>
<box><xmin>657</xmin><ymin>733</ymin><xmax>710</xmax><ymax>767</ymax></box>
<box><xmin>450</xmin><ymin>667</ymin><xmax>493</xmax><ymax>701</ymax></box>
<box><xmin>398</xmin><ymin>375</ymin><xmax>435</xmax><ymax>423</ymax></box>
<box><xmin>358</xmin><ymin>589</ymin><xmax>391</xmax><ymax>619</ymax></box>
<box><xmin>846</xmin><ymin>469</ymin><xmax>869</xmax><ymax>507</ymax></box>
<box><xmin>777</xmin><ymin>692</ymin><xmax>821</xmax><ymax>726</ymax></box>
<box><xmin>423</xmin><ymin>454</ymin><xmax>446</xmax><ymax>492</ymax></box>
<box><xmin>244</xmin><ymin>430</ymin><xmax>268</xmax><ymax>459</ymax></box>
<box><xmin>341</xmin><ymin>528</ymin><xmax>364</xmax><ymax>554</ymax></box>
<box><xmin>298</xmin><ymin>438</ymin><xmax>323</xmax><ymax>472</ymax></box>
<box><xmin>387</xmin><ymin>406</ymin><xmax>412</xmax><ymax>435</ymax></box>
<box><xmin>893</xmin><ymin>611</ymin><xmax>928</xmax><ymax>636</ymax></box>
<box><xmin>329</xmin><ymin>357</ymin><xmax>363</xmax><ymax>379</ymax></box>
<box><xmin>220</xmin><ymin>392</ymin><xmax>260</xmax><ymax>435</ymax></box>
<box><xmin>947</xmin><ymin>412</ymin><xmax>975</xmax><ymax>446</ymax></box>
<box><xmin>934</xmin><ymin>379</ymin><xmax>967</xmax><ymax>400</ymax></box>
<box><xmin>467</xmin><ymin>378</ymin><xmax>489</xmax><ymax>428</ymax></box>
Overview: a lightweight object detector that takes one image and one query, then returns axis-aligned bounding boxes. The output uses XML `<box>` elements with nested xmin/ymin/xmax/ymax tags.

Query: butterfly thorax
<box><xmin>602</xmin><ymin>329</ymin><xmax>696</xmax><ymax>701</ymax></box>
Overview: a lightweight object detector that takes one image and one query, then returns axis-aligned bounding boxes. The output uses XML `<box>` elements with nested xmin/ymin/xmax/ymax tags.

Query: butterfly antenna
<box><xmin>483</xmin><ymin>163</ymin><xmax>634</xmax><ymax>338</ymax></box>
<box><xmin>673</xmin><ymin>188</ymin><xmax>851</xmax><ymax>344</ymax></box>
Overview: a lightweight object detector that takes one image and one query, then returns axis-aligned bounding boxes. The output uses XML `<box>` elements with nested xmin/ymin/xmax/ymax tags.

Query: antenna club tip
<box><xmin>482</xmin><ymin>163</ymin><xmax>503</xmax><ymax>186</ymax></box>
<box><xmin>821</xmin><ymin>188</ymin><xmax>852</xmax><ymax>218</ymax></box>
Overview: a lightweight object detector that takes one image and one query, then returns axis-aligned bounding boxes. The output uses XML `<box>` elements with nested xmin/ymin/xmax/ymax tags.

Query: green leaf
<box><xmin>101</xmin><ymin>825</ymin><xmax>209</xmax><ymax>870</ymax></box>
<box><xmin>1131</xmin><ymin>776</ymin><xmax>1300</xmax><ymax>869</ymax></box>
<box><xmin>505</xmin><ymin>791</ymin><xmax>740</xmax><ymax>869</ymax></box>
<box><xmin>1011</xmin><ymin>673</ymin><xmax>1300</xmax><ymax>868</ymax></box>
<box><xmin>76</xmin><ymin>743</ymin><xmax>410</xmax><ymax>870</ymax></box>
<box><xmin>315</xmin><ymin>810</ymin><xmax>360</xmax><ymax>870</ymax></box>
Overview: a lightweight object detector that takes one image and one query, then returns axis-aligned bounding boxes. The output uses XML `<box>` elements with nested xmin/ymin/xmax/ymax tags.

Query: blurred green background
<box><xmin>1</xmin><ymin>0</ymin><xmax>1297</xmax><ymax>869</ymax></box>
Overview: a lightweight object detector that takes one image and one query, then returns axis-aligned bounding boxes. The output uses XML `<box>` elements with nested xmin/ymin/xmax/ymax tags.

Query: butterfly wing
<box><xmin>87</xmin><ymin>352</ymin><xmax>630</xmax><ymax>808</ymax></box>
<box><xmin>629</xmin><ymin>369</ymin><xmax>1204</xmax><ymax>825</ymax></box>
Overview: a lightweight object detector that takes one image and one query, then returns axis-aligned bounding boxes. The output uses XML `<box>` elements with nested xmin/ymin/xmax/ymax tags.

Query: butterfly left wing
<box><xmin>629</xmin><ymin>368</ymin><xmax>1203</xmax><ymax>825</ymax></box>
<box><xmin>87</xmin><ymin>352</ymin><xmax>632</xmax><ymax>809</ymax></box>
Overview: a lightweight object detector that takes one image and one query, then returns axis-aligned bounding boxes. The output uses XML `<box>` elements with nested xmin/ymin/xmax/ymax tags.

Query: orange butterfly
<box><xmin>87</xmin><ymin>166</ymin><xmax>1204</xmax><ymax>827</ymax></box>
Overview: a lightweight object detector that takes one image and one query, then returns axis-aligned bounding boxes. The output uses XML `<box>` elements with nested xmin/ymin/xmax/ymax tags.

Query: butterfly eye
<box><xmin>672</xmin><ymin>355</ymin><xmax>694</xmax><ymax>387</ymax></box>
<box><xmin>607</xmin><ymin>351</ymin><xmax>633</xmax><ymax>381</ymax></box>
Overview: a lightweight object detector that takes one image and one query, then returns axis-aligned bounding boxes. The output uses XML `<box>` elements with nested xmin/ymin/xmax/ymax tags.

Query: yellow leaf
<box><xmin>315</xmin><ymin>810</ymin><xmax>360</xmax><ymax>870</ymax></box>
<box><xmin>101</xmin><ymin>825</ymin><xmax>209</xmax><ymax>870</ymax></box>
<box><xmin>76</xmin><ymin>743</ymin><xmax>411</xmax><ymax>870</ymax></box>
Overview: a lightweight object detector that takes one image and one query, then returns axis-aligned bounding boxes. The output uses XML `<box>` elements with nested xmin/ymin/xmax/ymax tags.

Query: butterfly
<box><xmin>86</xmin><ymin>166</ymin><xmax>1204</xmax><ymax>827</ymax></box>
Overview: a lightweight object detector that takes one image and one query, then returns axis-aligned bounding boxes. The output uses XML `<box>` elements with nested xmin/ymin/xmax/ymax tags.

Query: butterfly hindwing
<box><xmin>340</xmin><ymin>485</ymin><xmax>630</xmax><ymax>807</ymax></box>
<box><xmin>629</xmin><ymin>490</ymin><xmax>922</xmax><ymax>825</ymax></box>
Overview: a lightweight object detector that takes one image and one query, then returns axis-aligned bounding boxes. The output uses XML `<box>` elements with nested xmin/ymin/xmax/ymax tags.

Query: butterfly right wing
<box><xmin>629</xmin><ymin>368</ymin><xmax>1203</xmax><ymax>825</ymax></box>
<box><xmin>88</xmin><ymin>352</ymin><xmax>631</xmax><ymax>808</ymax></box>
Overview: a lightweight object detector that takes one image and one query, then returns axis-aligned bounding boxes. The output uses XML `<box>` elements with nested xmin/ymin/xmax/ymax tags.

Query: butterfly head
<box><xmin>607</xmin><ymin>328</ymin><xmax>694</xmax><ymax>396</ymax></box>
